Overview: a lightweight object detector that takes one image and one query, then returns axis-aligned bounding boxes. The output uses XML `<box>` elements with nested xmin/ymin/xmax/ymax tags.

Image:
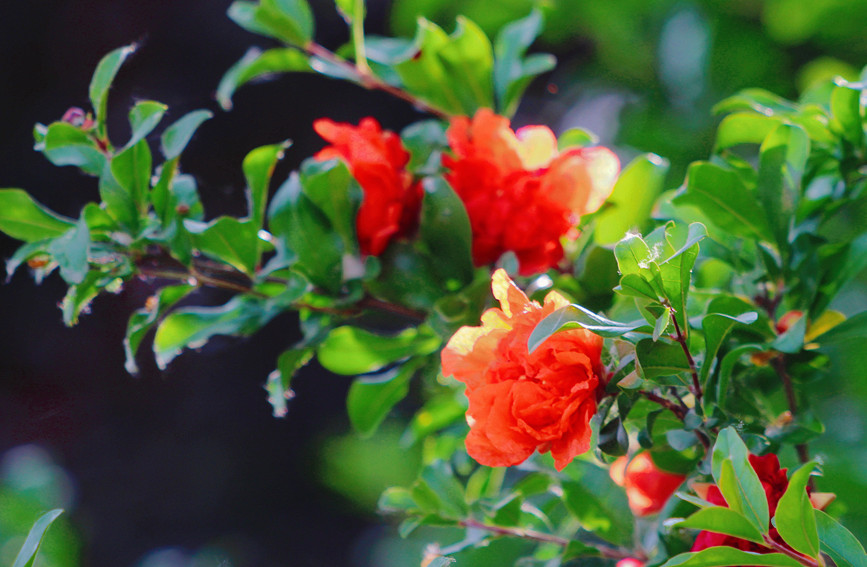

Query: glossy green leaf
<box><xmin>493</xmin><ymin>9</ymin><xmax>555</xmax><ymax>116</ymax></box>
<box><xmin>715</xmin><ymin>344</ymin><xmax>764</xmax><ymax>408</ymax></box>
<box><xmin>347</xmin><ymin>359</ymin><xmax>422</xmax><ymax>437</ymax></box>
<box><xmin>89</xmin><ymin>44</ymin><xmax>136</xmax><ymax>134</ymax></box>
<box><xmin>598</xmin><ymin>417</ymin><xmax>629</xmax><ymax>456</ymax></box>
<box><xmin>186</xmin><ymin>216</ymin><xmax>260</xmax><ymax>276</ymax></box>
<box><xmin>402</xmin><ymin>395</ymin><xmax>466</xmax><ymax>446</ymax></box>
<box><xmin>228</xmin><ymin>0</ymin><xmax>314</xmax><ymax>46</ymax></box>
<box><xmin>217</xmin><ymin>47</ymin><xmax>311</xmax><ymax>110</ymax></box>
<box><xmin>268</xmin><ymin>172</ymin><xmax>343</xmax><ymax>291</ymax></box>
<box><xmin>123</xmin><ymin>284</ymin><xmax>195</xmax><ymax>375</ymax></box>
<box><xmin>244</xmin><ymin>141</ymin><xmax>289</xmax><ymax>230</ymax></box>
<box><xmin>617</xmin><ymin>273</ymin><xmax>660</xmax><ymax>301</ymax></box>
<box><xmin>775</xmin><ymin>462</ymin><xmax>819</xmax><ymax>559</ymax></box>
<box><xmin>712</xmin><ymin>88</ymin><xmax>800</xmax><ymax>117</ymax></box>
<box><xmin>756</xmin><ymin>123</ymin><xmax>809</xmax><ymax>253</ymax></box>
<box><xmin>595</xmin><ymin>153</ymin><xmax>669</xmax><ymax>245</ymax></box>
<box><xmin>712</xmin><ymin>428</ymin><xmax>770</xmax><ymax>534</ymax></box>
<box><xmin>701</xmin><ymin>309</ymin><xmax>759</xmax><ymax>387</ymax></box>
<box><xmin>12</xmin><ymin>508</ymin><xmax>64</xmax><ymax>567</ymax></box>
<box><xmin>4</xmin><ymin>239</ymin><xmax>53</xmax><ymax>280</ymax></box>
<box><xmin>418</xmin><ymin>176</ymin><xmax>474</xmax><ymax>286</ymax></box>
<box><xmin>126</xmin><ymin>100</ymin><xmax>167</xmax><ymax>149</ymax></box>
<box><xmin>161</xmin><ymin>109</ymin><xmax>213</xmax><ymax>160</ymax></box>
<box><xmin>562</xmin><ymin>461</ymin><xmax>633</xmax><ymax>545</ymax></box>
<box><xmin>266</xmin><ymin>347</ymin><xmax>314</xmax><ymax>418</ymax></box>
<box><xmin>419</xmin><ymin>460</ymin><xmax>467</xmax><ymax>518</ymax></box>
<box><xmin>364</xmin><ymin>242</ymin><xmax>442</xmax><ymax>310</ymax></box>
<box><xmin>317</xmin><ymin>326</ymin><xmax>439</xmax><ymax>375</ymax></box>
<box><xmin>529</xmin><ymin>304</ymin><xmax>648</xmax><ymax>352</ymax></box>
<box><xmin>111</xmin><ymin>138</ymin><xmax>152</xmax><ymax>216</ymax></box>
<box><xmin>48</xmin><ymin>216</ymin><xmax>90</xmax><ymax>285</ymax></box>
<box><xmin>652</xmin><ymin>221</ymin><xmax>706</xmax><ymax>334</ymax></box>
<box><xmin>558</xmin><ymin>128</ymin><xmax>598</xmax><ymax>149</ymax></box>
<box><xmin>153</xmin><ymin>296</ymin><xmax>276</xmax><ymax>369</ymax></box>
<box><xmin>41</xmin><ymin>122</ymin><xmax>106</xmax><ymax>175</ymax></box>
<box><xmin>815</xmin><ymin>510</ymin><xmax>867</xmax><ymax>567</ymax></box>
<box><xmin>675</xmin><ymin>506</ymin><xmax>765</xmax><ymax>544</ymax></box>
<box><xmin>60</xmin><ymin>271</ymin><xmax>113</xmax><ymax>326</ymax></box>
<box><xmin>99</xmin><ymin>163</ymin><xmax>138</xmax><ymax>231</ymax></box>
<box><xmin>830</xmin><ymin>84</ymin><xmax>863</xmax><ymax>146</ymax></box>
<box><xmin>635</xmin><ymin>338</ymin><xmax>690</xmax><ymax>383</ymax></box>
<box><xmin>394</xmin><ymin>17</ymin><xmax>494</xmax><ymax>115</ymax></box>
<box><xmin>299</xmin><ymin>158</ymin><xmax>361</xmax><ymax>254</ymax></box>
<box><xmin>662</xmin><ymin>548</ymin><xmax>801</xmax><ymax>567</ymax></box>
<box><xmin>674</xmin><ymin>162</ymin><xmax>772</xmax><ymax>241</ymax></box>
<box><xmin>0</xmin><ymin>189</ymin><xmax>74</xmax><ymax>242</ymax></box>
<box><xmin>714</xmin><ymin>112</ymin><xmax>783</xmax><ymax>151</ymax></box>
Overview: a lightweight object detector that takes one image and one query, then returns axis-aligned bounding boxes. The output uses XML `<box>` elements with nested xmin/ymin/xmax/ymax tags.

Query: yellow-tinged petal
<box><xmin>492</xmin><ymin>268</ymin><xmax>533</xmax><ymax>317</ymax></box>
<box><xmin>515</xmin><ymin>125</ymin><xmax>559</xmax><ymax>170</ymax></box>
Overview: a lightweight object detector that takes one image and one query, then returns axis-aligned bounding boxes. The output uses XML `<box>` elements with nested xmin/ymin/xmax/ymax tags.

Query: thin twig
<box><xmin>665</xmin><ymin>301</ymin><xmax>702</xmax><ymax>405</ymax></box>
<box><xmin>458</xmin><ymin>519</ymin><xmax>644</xmax><ymax>561</ymax></box>
<box><xmin>304</xmin><ymin>42</ymin><xmax>453</xmax><ymax>119</ymax></box>
<box><xmin>762</xmin><ymin>534</ymin><xmax>819</xmax><ymax>567</ymax></box>
<box><xmin>771</xmin><ymin>355</ymin><xmax>811</xmax><ymax>466</ymax></box>
<box><xmin>640</xmin><ymin>391</ymin><xmax>686</xmax><ymax>420</ymax></box>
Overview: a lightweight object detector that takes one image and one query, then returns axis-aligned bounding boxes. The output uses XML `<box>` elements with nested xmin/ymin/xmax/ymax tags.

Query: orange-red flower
<box><xmin>441</xmin><ymin>269</ymin><xmax>604</xmax><ymax>471</ymax></box>
<box><xmin>443</xmin><ymin>109</ymin><xmax>619</xmax><ymax>275</ymax></box>
<box><xmin>313</xmin><ymin>117</ymin><xmax>422</xmax><ymax>256</ymax></box>
<box><xmin>610</xmin><ymin>452</ymin><xmax>686</xmax><ymax>516</ymax></box>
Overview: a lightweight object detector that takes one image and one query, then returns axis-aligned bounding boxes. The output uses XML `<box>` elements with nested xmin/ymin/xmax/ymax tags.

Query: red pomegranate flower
<box><xmin>610</xmin><ymin>452</ymin><xmax>686</xmax><ymax>516</ymax></box>
<box><xmin>441</xmin><ymin>269</ymin><xmax>604</xmax><ymax>471</ymax></box>
<box><xmin>442</xmin><ymin>109</ymin><xmax>619</xmax><ymax>275</ymax></box>
<box><xmin>313</xmin><ymin>117</ymin><xmax>422</xmax><ymax>256</ymax></box>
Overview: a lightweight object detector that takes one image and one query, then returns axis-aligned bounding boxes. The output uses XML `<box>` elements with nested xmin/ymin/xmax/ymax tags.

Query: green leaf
<box><xmin>89</xmin><ymin>44</ymin><xmax>136</xmax><ymax>135</ymax></box>
<box><xmin>635</xmin><ymin>338</ymin><xmax>690</xmax><ymax>383</ymax></box>
<box><xmin>153</xmin><ymin>296</ymin><xmax>277</xmax><ymax>369</ymax></box>
<box><xmin>661</xmin><ymin>548</ymin><xmax>802</xmax><ymax>567</ymax></box>
<box><xmin>161</xmin><ymin>109</ymin><xmax>213</xmax><ymax>160</ymax></box>
<box><xmin>529</xmin><ymin>304</ymin><xmax>648</xmax><ymax>352</ymax></box>
<box><xmin>244</xmin><ymin>141</ymin><xmax>289</xmax><ymax>230</ymax></box>
<box><xmin>229</xmin><ymin>0</ymin><xmax>314</xmax><ymax>46</ymax></box>
<box><xmin>712</xmin><ymin>88</ymin><xmax>800</xmax><ymax>117</ymax></box>
<box><xmin>562</xmin><ymin>461</ymin><xmax>633</xmax><ymax>545</ymax></box>
<box><xmin>558</xmin><ymin>128</ymin><xmax>598</xmax><ymax>149</ymax></box>
<box><xmin>711</xmin><ymin>428</ymin><xmax>770</xmax><ymax>534</ymax></box>
<box><xmin>12</xmin><ymin>509</ymin><xmax>64</xmax><ymax>567</ymax></box>
<box><xmin>111</xmin><ymin>138</ymin><xmax>152</xmax><ymax>216</ymax></box>
<box><xmin>419</xmin><ymin>460</ymin><xmax>467</xmax><ymax>518</ymax></box>
<box><xmin>48</xmin><ymin>216</ymin><xmax>90</xmax><ymax>285</ymax></box>
<box><xmin>701</xmin><ymin>309</ymin><xmax>759</xmax><ymax>388</ymax></box>
<box><xmin>770</xmin><ymin>311</ymin><xmax>807</xmax><ymax>354</ymax></box>
<box><xmin>268</xmin><ymin>172</ymin><xmax>344</xmax><ymax>291</ymax></box>
<box><xmin>714</xmin><ymin>112</ymin><xmax>783</xmax><ymax>151</ymax></box>
<box><xmin>186</xmin><ymin>216</ymin><xmax>260</xmax><ymax>276</ymax></box>
<box><xmin>756</xmin><ymin>123</ymin><xmax>809</xmax><ymax>253</ymax></box>
<box><xmin>814</xmin><ymin>311</ymin><xmax>867</xmax><ymax>345</ymax></box>
<box><xmin>653</xmin><ymin>221</ymin><xmax>707</xmax><ymax>334</ymax></box>
<box><xmin>0</xmin><ymin>189</ymin><xmax>75</xmax><ymax>242</ymax></box>
<box><xmin>299</xmin><ymin>158</ymin><xmax>361</xmax><ymax>254</ymax></box>
<box><xmin>265</xmin><ymin>347</ymin><xmax>314</xmax><ymax>418</ymax></box>
<box><xmin>217</xmin><ymin>47</ymin><xmax>311</xmax><ymax>110</ymax></box>
<box><xmin>830</xmin><ymin>84</ymin><xmax>863</xmax><ymax>146</ymax></box>
<box><xmin>715</xmin><ymin>344</ymin><xmax>764</xmax><ymax>408</ymax></box>
<box><xmin>493</xmin><ymin>9</ymin><xmax>555</xmax><ymax>116</ymax></box>
<box><xmin>674</xmin><ymin>162</ymin><xmax>773</xmax><ymax>241</ymax></box>
<box><xmin>317</xmin><ymin>326</ymin><xmax>440</xmax><ymax>375</ymax></box>
<box><xmin>123</xmin><ymin>284</ymin><xmax>195</xmax><ymax>374</ymax></box>
<box><xmin>41</xmin><ymin>122</ymin><xmax>106</xmax><ymax>175</ymax></box>
<box><xmin>595</xmin><ymin>154</ymin><xmax>669</xmax><ymax>245</ymax></box>
<box><xmin>126</xmin><ymin>100</ymin><xmax>167</xmax><ymax>149</ymax></box>
<box><xmin>775</xmin><ymin>462</ymin><xmax>819</xmax><ymax>559</ymax></box>
<box><xmin>418</xmin><ymin>176</ymin><xmax>474</xmax><ymax>286</ymax></box>
<box><xmin>401</xmin><ymin>394</ymin><xmax>466</xmax><ymax>446</ymax></box>
<box><xmin>598</xmin><ymin>417</ymin><xmax>629</xmax><ymax>456</ymax></box>
<box><xmin>347</xmin><ymin>358</ymin><xmax>422</xmax><ymax>437</ymax></box>
<box><xmin>815</xmin><ymin>510</ymin><xmax>867</xmax><ymax>567</ymax></box>
<box><xmin>676</xmin><ymin>506</ymin><xmax>766</xmax><ymax>544</ymax></box>
<box><xmin>394</xmin><ymin>17</ymin><xmax>494</xmax><ymax>115</ymax></box>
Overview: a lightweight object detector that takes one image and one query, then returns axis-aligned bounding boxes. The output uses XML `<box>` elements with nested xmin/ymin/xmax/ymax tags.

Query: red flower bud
<box><xmin>610</xmin><ymin>452</ymin><xmax>686</xmax><ymax>516</ymax></box>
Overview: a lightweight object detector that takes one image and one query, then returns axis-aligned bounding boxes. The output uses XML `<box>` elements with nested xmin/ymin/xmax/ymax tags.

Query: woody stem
<box><xmin>458</xmin><ymin>519</ymin><xmax>645</xmax><ymax>561</ymax></box>
<box><xmin>771</xmin><ymin>354</ymin><xmax>811</xmax><ymax>466</ymax></box>
<box><xmin>304</xmin><ymin>42</ymin><xmax>453</xmax><ymax>119</ymax></box>
<box><xmin>762</xmin><ymin>534</ymin><xmax>819</xmax><ymax>567</ymax></box>
<box><xmin>665</xmin><ymin>301</ymin><xmax>702</xmax><ymax>405</ymax></box>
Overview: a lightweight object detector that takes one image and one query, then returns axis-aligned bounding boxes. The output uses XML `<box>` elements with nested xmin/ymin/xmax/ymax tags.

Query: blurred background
<box><xmin>1</xmin><ymin>0</ymin><xmax>866</xmax><ymax>565</ymax></box>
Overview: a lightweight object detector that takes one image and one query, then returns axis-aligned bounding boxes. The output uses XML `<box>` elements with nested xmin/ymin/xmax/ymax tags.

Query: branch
<box><xmin>458</xmin><ymin>519</ymin><xmax>645</xmax><ymax>561</ymax></box>
<box><xmin>762</xmin><ymin>534</ymin><xmax>820</xmax><ymax>567</ymax></box>
<box><xmin>304</xmin><ymin>43</ymin><xmax>453</xmax><ymax>119</ymax></box>
<box><xmin>665</xmin><ymin>301</ymin><xmax>702</xmax><ymax>405</ymax></box>
<box><xmin>771</xmin><ymin>355</ymin><xmax>811</xmax><ymax>466</ymax></box>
